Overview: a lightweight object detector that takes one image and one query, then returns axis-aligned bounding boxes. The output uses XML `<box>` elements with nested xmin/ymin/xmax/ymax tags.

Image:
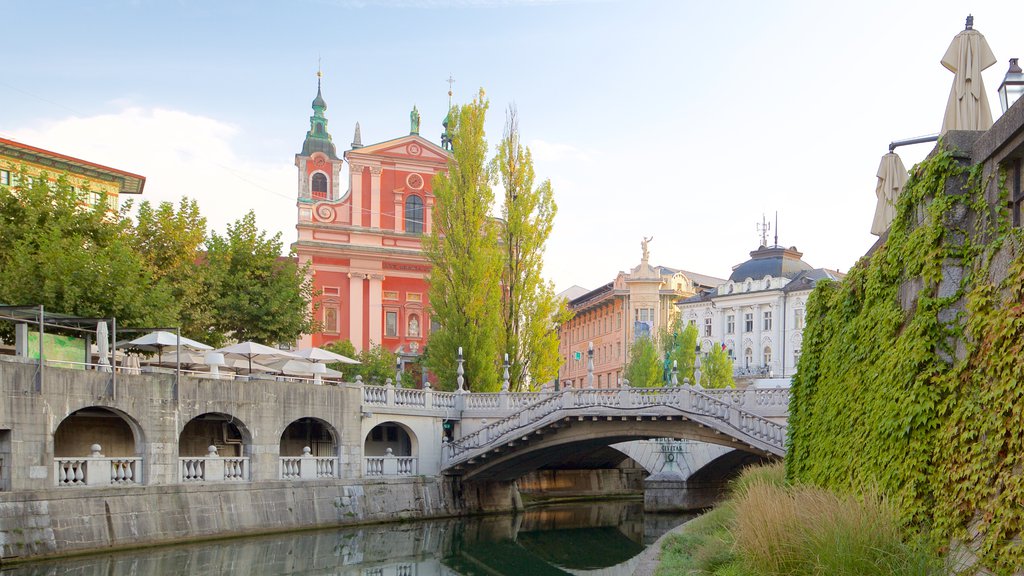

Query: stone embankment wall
<box><xmin>0</xmin><ymin>476</ymin><xmax>523</xmax><ymax>562</ymax></box>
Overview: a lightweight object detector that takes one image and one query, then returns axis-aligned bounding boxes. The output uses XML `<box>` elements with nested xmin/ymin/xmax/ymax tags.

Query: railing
<box><xmin>279</xmin><ymin>451</ymin><xmax>338</xmax><ymax>479</ymax></box>
<box><xmin>55</xmin><ymin>457</ymin><xmax>142</xmax><ymax>487</ymax></box>
<box><xmin>364</xmin><ymin>455</ymin><xmax>418</xmax><ymax>477</ymax></box>
<box><xmin>178</xmin><ymin>456</ymin><xmax>249</xmax><ymax>482</ymax></box>
<box><xmin>444</xmin><ymin>386</ymin><xmax>788</xmax><ymax>466</ymax></box>
<box><xmin>394</xmin><ymin>388</ymin><xmax>426</xmax><ymax>407</ymax></box>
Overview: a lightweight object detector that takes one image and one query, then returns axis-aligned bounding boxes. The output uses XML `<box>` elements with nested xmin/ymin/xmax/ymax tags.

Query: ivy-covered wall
<box><xmin>786</xmin><ymin>131</ymin><xmax>1024</xmax><ymax>573</ymax></box>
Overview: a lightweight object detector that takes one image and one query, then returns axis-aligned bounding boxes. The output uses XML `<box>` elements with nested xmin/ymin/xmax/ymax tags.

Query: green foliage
<box><xmin>671</xmin><ymin>322</ymin><xmax>698</xmax><ymax>382</ymax></box>
<box><xmin>0</xmin><ymin>170</ymin><xmax>176</xmax><ymax>328</ymax></box>
<box><xmin>494</xmin><ymin>105</ymin><xmax>569</xmax><ymax>391</ymax></box>
<box><xmin>204</xmin><ymin>211</ymin><xmax>313</xmax><ymax>347</ymax></box>
<box><xmin>624</xmin><ymin>336</ymin><xmax>660</xmax><ymax>387</ymax></box>
<box><xmin>424</xmin><ymin>90</ymin><xmax>503</xmax><ymax>392</ymax></box>
<box><xmin>131</xmin><ymin>198</ymin><xmax>212</xmax><ymax>341</ymax></box>
<box><xmin>787</xmin><ymin>143</ymin><xmax>1024</xmax><ymax>572</ymax></box>
<box><xmin>700</xmin><ymin>343</ymin><xmax>735</xmax><ymax>389</ymax></box>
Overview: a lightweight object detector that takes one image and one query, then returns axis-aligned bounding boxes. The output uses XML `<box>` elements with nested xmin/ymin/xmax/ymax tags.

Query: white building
<box><xmin>676</xmin><ymin>244</ymin><xmax>841</xmax><ymax>381</ymax></box>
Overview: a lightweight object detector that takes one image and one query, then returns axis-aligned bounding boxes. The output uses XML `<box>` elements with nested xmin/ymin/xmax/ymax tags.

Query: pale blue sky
<box><xmin>2</xmin><ymin>0</ymin><xmax>1023</xmax><ymax>291</ymax></box>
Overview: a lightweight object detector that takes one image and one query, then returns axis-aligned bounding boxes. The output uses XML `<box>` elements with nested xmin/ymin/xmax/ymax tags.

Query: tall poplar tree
<box><xmin>424</xmin><ymin>90</ymin><xmax>503</xmax><ymax>391</ymax></box>
<box><xmin>494</xmin><ymin>107</ymin><xmax>569</xmax><ymax>391</ymax></box>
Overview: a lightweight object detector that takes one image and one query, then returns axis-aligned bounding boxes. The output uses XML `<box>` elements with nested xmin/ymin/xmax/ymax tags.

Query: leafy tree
<box><xmin>624</xmin><ymin>336</ymin><xmax>661</xmax><ymax>387</ymax></box>
<box><xmin>493</xmin><ymin>106</ymin><xmax>570</xmax><ymax>391</ymax></box>
<box><xmin>324</xmin><ymin>339</ymin><xmax>414</xmax><ymax>386</ymax></box>
<box><xmin>132</xmin><ymin>198</ymin><xmax>212</xmax><ymax>341</ymax></box>
<box><xmin>204</xmin><ymin>211</ymin><xmax>313</xmax><ymax>347</ymax></box>
<box><xmin>700</xmin><ymin>343</ymin><xmax>736</xmax><ymax>389</ymax></box>
<box><xmin>424</xmin><ymin>90</ymin><xmax>503</xmax><ymax>392</ymax></box>
<box><xmin>0</xmin><ymin>170</ymin><xmax>176</xmax><ymax>328</ymax></box>
<box><xmin>671</xmin><ymin>322</ymin><xmax>698</xmax><ymax>384</ymax></box>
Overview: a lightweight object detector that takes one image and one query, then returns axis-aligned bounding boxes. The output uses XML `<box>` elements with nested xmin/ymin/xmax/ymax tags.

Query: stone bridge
<box><xmin>432</xmin><ymin>386</ymin><xmax>788</xmax><ymax>481</ymax></box>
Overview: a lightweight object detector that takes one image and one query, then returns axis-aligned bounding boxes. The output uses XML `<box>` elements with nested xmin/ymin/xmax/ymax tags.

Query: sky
<box><xmin>2</xmin><ymin>0</ymin><xmax>1023</xmax><ymax>293</ymax></box>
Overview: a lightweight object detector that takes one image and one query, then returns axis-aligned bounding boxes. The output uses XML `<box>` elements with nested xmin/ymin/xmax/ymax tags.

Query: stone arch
<box><xmin>364</xmin><ymin>421</ymin><xmax>418</xmax><ymax>457</ymax></box>
<box><xmin>178</xmin><ymin>412</ymin><xmax>253</xmax><ymax>458</ymax></box>
<box><xmin>279</xmin><ymin>417</ymin><xmax>339</xmax><ymax>457</ymax></box>
<box><xmin>54</xmin><ymin>406</ymin><xmax>144</xmax><ymax>458</ymax></box>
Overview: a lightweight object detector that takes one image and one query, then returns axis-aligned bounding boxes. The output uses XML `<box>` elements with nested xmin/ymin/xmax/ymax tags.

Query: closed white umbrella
<box><xmin>293</xmin><ymin>347</ymin><xmax>360</xmax><ymax>365</ymax></box>
<box><xmin>96</xmin><ymin>322</ymin><xmax>111</xmax><ymax>372</ymax></box>
<box><xmin>940</xmin><ymin>16</ymin><xmax>997</xmax><ymax>134</ymax></box>
<box><xmin>214</xmin><ymin>342</ymin><xmax>299</xmax><ymax>374</ymax></box>
<box><xmin>871</xmin><ymin>152</ymin><xmax>909</xmax><ymax>236</ymax></box>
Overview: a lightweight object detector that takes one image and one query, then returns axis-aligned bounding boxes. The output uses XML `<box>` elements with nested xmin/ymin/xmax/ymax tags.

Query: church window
<box><xmin>744</xmin><ymin>313</ymin><xmax>753</xmax><ymax>333</ymax></box>
<box><xmin>704</xmin><ymin>317</ymin><xmax>712</xmax><ymax>337</ymax></box>
<box><xmin>324</xmin><ymin>306</ymin><xmax>339</xmax><ymax>333</ymax></box>
<box><xmin>312</xmin><ymin>172</ymin><xmax>328</xmax><ymax>199</ymax></box>
<box><xmin>385</xmin><ymin>311</ymin><xmax>398</xmax><ymax>337</ymax></box>
<box><xmin>763</xmin><ymin>346</ymin><xmax>773</xmax><ymax>365</ymax></box>
<box><xmin>405</xmin><ymin>195</ymin><xmax>424</xmax><ymax>234</ymax></box>
<box><xmin>726</xmin><ymin>315</ymin><xmax>735</xmax><ymax>335</ymax></box>
<box><xmin>763</xmin><ymin>310</ymin><xmax>773</xmax><ymax>331</ymax></box>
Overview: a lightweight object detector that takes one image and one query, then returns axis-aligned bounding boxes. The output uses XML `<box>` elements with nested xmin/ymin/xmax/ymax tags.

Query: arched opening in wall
<box><xmin>54</xmin><ymin>407</ymin><xmax>141</xmax><ymax>458</ymax></box>
<box><xmin>405</xmin><ymin>195</ymin><xmax>423</xmax><ymax>234</ymax></box>
<box><xmin>763</xmin><ymin>346</ymin><xmax>773</xmax><ymax>366</ymax></box>
<box><xmin>744</xmin><ymin>348</ymin><xmax>753</xmax><ymax>369</ymax></box>
<box><xmin>364</xmin><ymin>422</ymin><xmax>418</xmax><ymax>456</ymax></box>
<box><xmin>178</xmin><ymin>413</ymin><xmax>251</xmax><ymax>458</ymax></box>
<box><xmin>311</xmin><ymin>172</ymin><xmax>328</xmax><ymax>200</ymax></box>
<box><xmin>280</xmin><ymin>418</ymin><xmax>338</xmax><ymax>457</ymax></box>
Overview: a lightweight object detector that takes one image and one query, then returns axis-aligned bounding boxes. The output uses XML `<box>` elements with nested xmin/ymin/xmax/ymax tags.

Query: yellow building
<box><xmin>0</xmin><ymin>136</ymin><xmax>145</xmax><ymax>209</ymax></box>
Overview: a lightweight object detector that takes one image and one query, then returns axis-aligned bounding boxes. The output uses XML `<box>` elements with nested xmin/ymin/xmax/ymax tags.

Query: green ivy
<box><xmin>786</xmin><ymin>144</ymin><xmax>1024</xmax><ymax>573</ymax></box>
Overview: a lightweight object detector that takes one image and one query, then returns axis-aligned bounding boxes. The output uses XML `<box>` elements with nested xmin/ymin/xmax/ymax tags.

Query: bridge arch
<box><xmin>54</xmin><ymin>406</ymin><xmax>144</xmax><ymax>458</ymax></box>
<box><xmin>178</xmin><ymin>412</ymin><xmax>252</xmax><ymax>458</ymax></box>
<box><xmin>364</xmin><ymin>421</ymin><xmax>418</xmax><ymax>457</ymax></box>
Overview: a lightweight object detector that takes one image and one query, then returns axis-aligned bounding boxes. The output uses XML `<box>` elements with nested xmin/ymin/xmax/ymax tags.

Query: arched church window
<box><xmin>763</xmin><ymin>346</ymin><xmax>772</xmax><ymax>365</ymax></box>
<box><xmin>312</xmin><ymin>173</ymin><xmax>328</xmax><ymax>199</ymax></box>
<box><xmin>405</xmin><ymin>195</ymin><xmax>424</xmax><ymax>234</ymax></box>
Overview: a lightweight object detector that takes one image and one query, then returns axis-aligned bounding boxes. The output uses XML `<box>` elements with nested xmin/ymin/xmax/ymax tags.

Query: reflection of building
<box><xmin>292</xmin><ymin>81</ymin><xmax>449</xmax><ymax>356</ymax></box>
<box><xmin>676</xmin><ymin>244</ymin><xmax>841</xmax><ymax>380</ymax></box>
<box><xmin>557</xmin><ymin>248</ymin><xmax>723</xmax><ymax>389</ymax></box>
<box><xmin>0</xmin><ymin>136</ymin><xmax>145</xmax><ymax>209</ymax></box>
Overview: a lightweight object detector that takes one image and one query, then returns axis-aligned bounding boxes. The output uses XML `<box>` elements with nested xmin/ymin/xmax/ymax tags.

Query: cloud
<box><xmin>11</xmin><ymin>107</ymin><xmax>297</xmax><ymax>250</ymax></box>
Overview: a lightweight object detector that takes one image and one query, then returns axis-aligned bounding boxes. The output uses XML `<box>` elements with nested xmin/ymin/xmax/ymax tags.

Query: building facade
<box><xmin>0</xmin><ymin>136</ymin><xmax>145</xmax><ymax>210</ymax></box>
<box><xmin>293</xmin><ymin>83</ymin><xmax>449</xmax><ymax>358</ymax></box>
<box><xmin>557</xmin><ymin>245</ymin><xmax>723</xmax><ymax>389</ymax></box>
<box><xmin>676</xmin><ymin>244</ymin><xmax>841</xmax><ymax>380</ymax></box>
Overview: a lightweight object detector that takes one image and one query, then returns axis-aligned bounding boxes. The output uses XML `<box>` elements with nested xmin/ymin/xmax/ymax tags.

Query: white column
<box><xmin>350</xmin><ymin>165</ymin><xmax>364</xmax><ymax>226</ymax></box>
<box><xmin>394</xmin><ymin>192</ymin><xmax>403</xmax><ymax>233</ymax></box>
<box><xmin>370</xmin><ymin>167</ymin><xmax>382</xmax><ymax>229</ymax></box>
<box><xmin>753</xmin><ymin>304</ymin><xmax>762</xmax><ymax>368</ymax></box>
<box><xmin>368</xmin><ymin>274</ymin><xmax>384</xmax><ymax>345</ymax></box>
<box><xmin>349</xmin><ymin>273</ymin><xmax>365</xmax><ymax>351</ymax></box>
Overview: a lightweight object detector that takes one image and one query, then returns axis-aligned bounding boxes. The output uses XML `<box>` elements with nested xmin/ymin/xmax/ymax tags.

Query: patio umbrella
<box><xmin>214</xmin><ymin>341</ymin><xmax>299</xmax><ymax>374</ymax></box>
<box><xmin>96</xmin><ymin>322</ymin><xmax>111</xmax><ymax>372</ymax></box>
<box><xmin>124</xmin><ymin>331</ymin><xmax>212</xmax><ymax>365</ymax></box>
<box><xmin>940</xmin><ymin>16</ymin><xmax>997</xmax><ymax>134</ymax></box>
<box><xmin>871</xmin><ymin>152</ymin><xmax>909</xmax><ymax>236</ymax></box>
<box><xmin>293</xmin><ymin>347</ymin><xmax>360</xmax><ymax>365</ymax></box>
<box><xmin>265</xmin><ymin>358</ymin><xmax>345</xmax><ymax>378</ymax></box>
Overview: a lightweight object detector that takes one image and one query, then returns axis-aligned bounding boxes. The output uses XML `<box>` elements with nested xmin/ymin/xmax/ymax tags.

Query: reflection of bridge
<box><xmin>438</xmin><ymin>386</ymin><xmax>788</xmax><ymax>481</ymax></box>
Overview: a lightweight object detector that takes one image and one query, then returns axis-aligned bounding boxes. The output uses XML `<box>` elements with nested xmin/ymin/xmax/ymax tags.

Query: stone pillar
<box><xmin>368</xmin><ymin>274</ymin><xmax>384</xmax><ymax>346</ymax></box>
<box><xmin>425</xmin><ymin>196</ymin><xmax>434</xmax><ymax>235</ymax></box>
<box><xmin>369</xmin><ymin>167</ymin><xmax>382</xmax><ymax>229</ymax></box>
<box><xmin>753</xmin><ymin>304</ymin><xmax>762</xmax><ymax>369</ymax></box>
<box><xmin>350</xmin><ymin>165</ymin><xmax>364</xmax><ymax>226</ymax></box>
<box><xmin>349</xmin><ymin>273</ymin><xmax>366</xmax><ymax>350</ymax></box>
<box><xmin>394</xmin><ymin>191</ymin><xmax>404</xmax><ymax>233</ymax></box>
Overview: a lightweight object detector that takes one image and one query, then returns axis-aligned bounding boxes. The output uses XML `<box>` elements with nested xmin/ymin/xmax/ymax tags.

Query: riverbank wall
<box><xmin>0</xmin><ymin>476</ymin><xmax>473</xmax><ymax>562</ymax></box>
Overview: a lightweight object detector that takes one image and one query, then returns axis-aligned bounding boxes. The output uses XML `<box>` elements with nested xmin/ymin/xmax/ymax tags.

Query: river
<box><xmin>1</xmin><ymin>500</ymin><xmax>695</xmax><ymax>576</ymax></box>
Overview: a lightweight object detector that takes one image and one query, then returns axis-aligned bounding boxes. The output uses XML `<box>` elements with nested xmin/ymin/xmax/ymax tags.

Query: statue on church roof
<box><xmin>410</xmin><ymin>106</ymin><xmax>421</xmax><ymax>135</ymax></box>
<box><xmin>352</xmin><ymin>122</ymin><xmax>362</xmax><ymax>149</ymax></box>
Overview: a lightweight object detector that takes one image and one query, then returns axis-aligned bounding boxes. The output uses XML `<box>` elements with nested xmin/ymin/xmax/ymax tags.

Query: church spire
<box><xmin>301</xmin><ymin>69</ymin><xmax>338</xmax><ymax>160</ymax></box>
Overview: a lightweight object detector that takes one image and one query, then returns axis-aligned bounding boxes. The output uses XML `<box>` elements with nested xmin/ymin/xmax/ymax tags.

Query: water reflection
<box><xmin>1</xmin><ymin>501</ymin><xmax>694</xmax><ymax>576</ymax></box>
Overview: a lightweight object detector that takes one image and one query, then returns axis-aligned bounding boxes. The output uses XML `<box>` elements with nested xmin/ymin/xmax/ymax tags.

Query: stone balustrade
<box><xmin>279</xmin><ymin>447</ymin><xmax>338</xmax><ymax>479</ymax></box>
<box><xmin>365</xmin><ymin>449</ymin><xmax>418</xmax><ymax>477</ymax></box>
<box><xmin>178</xmin><ymin>446</ymin><xmax>249</xmax><ymax>482</ymax></box>
<box><xmin>55</xmin><ymin>445</ymin><xmax>142</xmax><ymax>487</ymax></box>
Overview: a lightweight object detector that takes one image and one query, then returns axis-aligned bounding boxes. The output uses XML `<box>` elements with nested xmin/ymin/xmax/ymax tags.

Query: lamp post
<box><xmin>693</xmin><ymin>344</ymin><xmax>702</xmax><ymax>388</ymax></box>
<box><xmin>501</xmin><ymin>353</ymin><xmax>510</xmax><ymax>392</ymax></box>
<box><xmin>586</xmin><ymin>341</ymin><xmax>594</xmax><ymax>389</ymax></box>
<box><xmin>456</xmin><ymin>346</ymin><xmax>466</xmax><ymax>393</ymax></box>
<box><xmin>999</xmin><ymin>58</ymin><xmax>1024</xmax><ymax>114</ymax></box>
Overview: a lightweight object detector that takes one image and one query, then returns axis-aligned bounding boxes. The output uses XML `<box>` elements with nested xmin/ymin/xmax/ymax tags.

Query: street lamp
<box><xmin>999</xmin><ymin>58</ymin><xmax>1024</xmax><ymax>114</ymax></box>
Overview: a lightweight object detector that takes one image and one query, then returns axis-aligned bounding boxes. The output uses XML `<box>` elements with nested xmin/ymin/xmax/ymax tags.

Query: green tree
<box><xmin>624</xmin><ymin>336</ymin><xmax>661</xmax><ymax>387</ymax></box>
<box><xmin>700</xmin><ymin>343</ymin><xmax>736</xmax><ymax>388</ymax></box>
<box><xmin>204</xmin><ymin>211</ymin><xmax>313</xmax><ymax>347</ymax></box>
<box><xmin>324</xmin><ymin>339</ymin><xmax>414</xmax><ymax>386</ymax></box>
<box><xmin>424</xmin><ymin>90</ymin><xmax>503</xmax><ymax>392</ymax></box>
<box><xmin>493</xmin><ymin>106</ymin><xmax>570</xmax><ymax>391</ymax></box>
<box><xmin>671</xmin><ymin>322</ymin><xmax>698</xmax><ymax>383</ymax></box>
<box><xmin>0</xmin><ymin>170</ymin><xmax>176</xmax><ymax>328</ymax></box>
<box><xmin>132</xmin><ymin>198</ymin><xmax>212</xmax><ymax>341</ymax></box>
